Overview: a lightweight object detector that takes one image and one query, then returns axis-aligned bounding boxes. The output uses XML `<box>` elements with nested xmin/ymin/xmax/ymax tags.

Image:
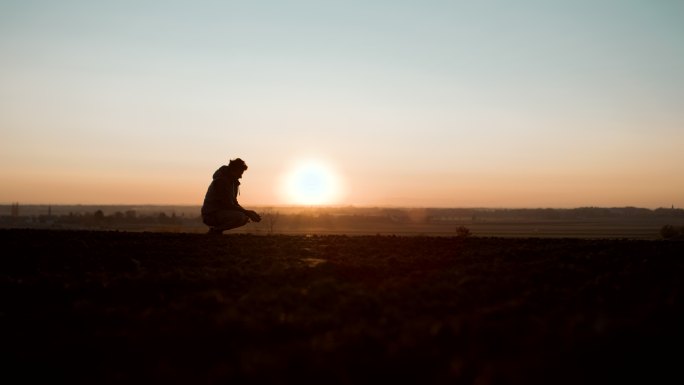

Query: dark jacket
<box><xmin>201</xmin><ymin>166</ymin><xmax>243</xmax><ymax>216</ymax></box>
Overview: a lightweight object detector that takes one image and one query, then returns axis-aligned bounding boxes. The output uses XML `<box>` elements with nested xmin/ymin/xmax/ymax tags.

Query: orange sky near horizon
<box><xmin>2</xmin><ymin>160</ymin><xmax>681</xmax><ymax>209</ymax></box>
<box><xmin>1</xmin><ymin>1</ymin><xmax>683</xmax><ymax>209</ymax></box>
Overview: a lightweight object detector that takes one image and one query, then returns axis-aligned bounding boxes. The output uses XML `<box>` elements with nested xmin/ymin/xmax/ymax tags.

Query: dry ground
<box><xmin>2</xmin><ymin>229</ymin><xmax>683</xmax><ymax>384</ymax></box>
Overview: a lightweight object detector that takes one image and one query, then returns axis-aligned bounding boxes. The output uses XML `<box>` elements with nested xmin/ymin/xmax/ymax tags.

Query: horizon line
<box><xmin>0</xmin><ymin>203</ymin><xmax>680</xmax><ymax>211</ymax></box>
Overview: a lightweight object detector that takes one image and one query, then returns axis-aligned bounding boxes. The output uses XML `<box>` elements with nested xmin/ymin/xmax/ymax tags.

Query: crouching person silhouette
<box><xmin>201</xmin><ymin>158</ymin><xmax>261</xmax><ymax>235</ymax></box>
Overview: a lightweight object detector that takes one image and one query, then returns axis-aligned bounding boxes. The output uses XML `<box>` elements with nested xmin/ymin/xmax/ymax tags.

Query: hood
<box><xmin>212</xmin><ymin>166</ymin><xmax>231</xmax><ymax>180</ymax></box>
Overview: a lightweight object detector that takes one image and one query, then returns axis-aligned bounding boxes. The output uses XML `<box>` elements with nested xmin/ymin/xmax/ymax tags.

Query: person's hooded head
<box><xmin>212</xmin><ymin>158</ymin><xmax>248</xmax><ymax>180</ymax></box>
<box><xmin>227</xmin><ymin>158</ymin><xmax>248</xmax><ymax>179</ymax></box>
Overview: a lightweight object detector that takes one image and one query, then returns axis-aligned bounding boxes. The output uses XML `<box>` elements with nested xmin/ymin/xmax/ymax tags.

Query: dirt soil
<box><xmin>2</xmin><ymin>229</ymin><xmax>683</xmax><ymax>385</ymax></box>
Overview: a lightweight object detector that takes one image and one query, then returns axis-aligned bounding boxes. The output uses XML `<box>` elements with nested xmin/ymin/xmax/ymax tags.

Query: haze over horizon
<box><xmin>2</xmin><ymin>1</ymin><xmax>683</xmax><ymax>209</ymax></box>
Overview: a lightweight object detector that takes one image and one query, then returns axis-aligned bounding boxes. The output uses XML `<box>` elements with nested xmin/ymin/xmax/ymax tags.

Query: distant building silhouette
<box><xmin>11</xmin><ymin>202</ymin><xmax>19</xmax><ymax>218</ymax></box>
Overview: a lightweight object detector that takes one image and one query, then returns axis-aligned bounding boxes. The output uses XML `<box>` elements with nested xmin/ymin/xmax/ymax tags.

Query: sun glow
<box><xmin>281</xmin><ymin>160</ymin><xmax>344</xmax><ymax>205</ymax></box>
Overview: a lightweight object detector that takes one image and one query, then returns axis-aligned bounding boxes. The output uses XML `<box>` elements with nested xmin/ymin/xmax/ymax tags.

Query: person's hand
<box><xmin>246</xmin><ymin>210</ymin><xmax>261</xmax><ymax>222</ymax></box>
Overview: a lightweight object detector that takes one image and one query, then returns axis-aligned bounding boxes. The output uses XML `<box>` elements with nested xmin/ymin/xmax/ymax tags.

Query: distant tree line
<box><xmin>2</xmin><ymin>205</ymin><xmax>683</xmax><ymax>235</ymax></box>
<box><xmin>424</xmin><ymin>207</ymin><xmax>684</xmax><ymax>222</ymax></box>
<box><xmin>0</xmin><ymin>209</ymin><xmax>194</xmax><ymax>228</ymax></box>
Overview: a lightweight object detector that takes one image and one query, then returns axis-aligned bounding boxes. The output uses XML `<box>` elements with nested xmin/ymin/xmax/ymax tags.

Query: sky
<box><xmin>1</xmin><ymin>0</ymin><xmax>683</xmax><ymax>208</ymax></box>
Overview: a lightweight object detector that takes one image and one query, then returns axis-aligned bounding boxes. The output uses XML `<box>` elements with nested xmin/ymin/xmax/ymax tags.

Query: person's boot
<box><xmin>207</xmin><ymin>227</ymin><xmax>223</xmax><ymax>236</ymax></box>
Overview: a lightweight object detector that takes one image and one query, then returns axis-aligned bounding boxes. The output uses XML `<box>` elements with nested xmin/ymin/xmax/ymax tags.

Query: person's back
<box><xmin>202</xmin><ymin>165</ymin><xmax>239</xmax><ymax>217</ymax></box>
<box><xmin>201</xmin><ymin>158</ymin><xmax>261</xmax><ymax>235</ymax></box>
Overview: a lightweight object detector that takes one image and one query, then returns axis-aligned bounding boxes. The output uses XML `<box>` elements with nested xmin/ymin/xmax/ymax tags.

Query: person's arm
<box><xmin>230</xmin><ymin>180</ymin><xmax>261</xmax><ymax>222</ymax></box>
<box><xmin>236</xmin><ymin>204</ymin><xmax>261</xmax><ymax>222</ymax></box>
<box><xmin>227</xmin><ymin>179</ymin><xmax>244</xmax><ymax>211</ymax></box>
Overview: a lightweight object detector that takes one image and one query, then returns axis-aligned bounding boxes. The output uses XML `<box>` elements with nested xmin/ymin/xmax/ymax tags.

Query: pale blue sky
<box><xmin>1</xmin><ymin>0</ymin><xmax>683</xmax><ymax>207</ymax></box>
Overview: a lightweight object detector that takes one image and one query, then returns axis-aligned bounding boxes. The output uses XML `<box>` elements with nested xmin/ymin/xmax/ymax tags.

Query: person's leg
<box><xmin>204</xmin><ymin>210</ymin><xmax>250</xmax><ymax>233</ymax></box>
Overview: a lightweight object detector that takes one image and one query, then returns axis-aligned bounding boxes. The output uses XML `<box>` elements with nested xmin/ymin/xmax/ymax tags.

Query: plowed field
<box><xmin>2</xmin><ymin>229</ymin><xmax>683</xmax><ymax>384</ymax></box>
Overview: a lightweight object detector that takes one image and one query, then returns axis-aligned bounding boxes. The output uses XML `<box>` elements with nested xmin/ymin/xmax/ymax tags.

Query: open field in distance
<box><xmin>2</xmin><ymin>205</ymin><xmax>683</xmax><ymax>239</ymax></box>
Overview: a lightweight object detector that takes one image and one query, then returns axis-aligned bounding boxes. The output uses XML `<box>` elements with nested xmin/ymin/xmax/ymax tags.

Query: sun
<box><xmin>282</xmin><ymin>160</ymin><xmax>343</xmax><ymax>205</ymax></box>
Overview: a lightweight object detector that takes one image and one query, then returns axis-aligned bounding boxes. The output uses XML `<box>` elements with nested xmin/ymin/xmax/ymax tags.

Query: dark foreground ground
<box><xmin>2</xmin><ymin>230</ymin><xmax>683</xmax><ymax>385</ymax></box>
